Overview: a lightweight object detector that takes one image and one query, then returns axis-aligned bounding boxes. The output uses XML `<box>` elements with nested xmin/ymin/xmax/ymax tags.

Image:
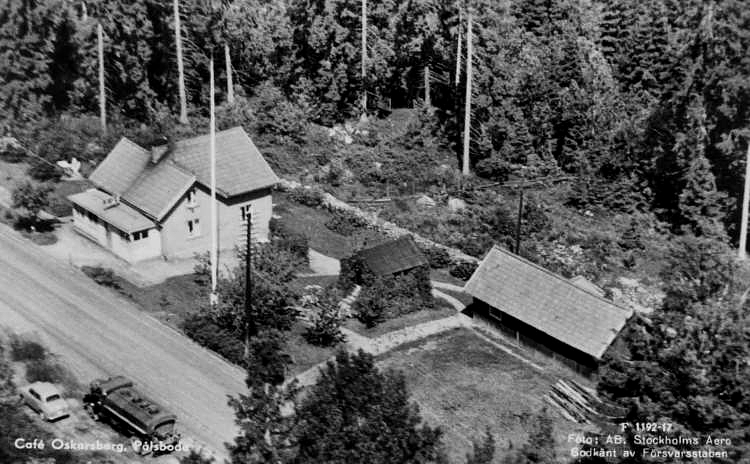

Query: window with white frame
<box><xmin>186</xmin><ymin>188</ymin><xmax>197</xmax><ymax>207</ymax></box>
<box><xmin>132</xmin><ymin>230</ymin><xmax>148</xmax><ymax>241</ymax></box>
<box><xmin>240</xmin><ymin>204</ymin><xmax>252</xmax><ymax>222</ymax></box>
<box><xmin>187</xmin><ymin>218</ymin><xmax>200</xmax><ymax>237</ymax></box>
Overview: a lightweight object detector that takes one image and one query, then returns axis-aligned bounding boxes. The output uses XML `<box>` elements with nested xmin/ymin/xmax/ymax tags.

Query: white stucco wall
<box><xmin>160</xmin><ymin>185</ymin><xmax>273</xmax><ymax>260</ymax></box>
<box><xmin>72</xmin><ymin>207</ymin><xmax>160</xmax><ymax>263</ymax></box>
<box><xmin>72</xmin><ymin>207</ymin><xmax>108</xmax><ymax>247</ymax></box>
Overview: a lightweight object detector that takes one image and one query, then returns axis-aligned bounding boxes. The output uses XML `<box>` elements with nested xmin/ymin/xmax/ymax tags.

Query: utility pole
<box><xmin>174</xmin><ymin>0</ymin><xmax>188</xmax><ymax>124</ymax></box>
<box><xmin>209</xmin><ymin>56</ymin><xmax>218</xmax><ymax>305</ymax></box>
<box><xmin>225</xmin><ymin>43</ymin><xmax>234</xmax><ymax>104</ymax></box>
<box><xmin>81</xmin><ymin>1</ymin><xmax>87</xmax><ymax>20</ymax></box>
<box><xmin>97</xmin><ymin>23</ymin><xmax>106</xmax><ymax>136</ymax></box>
<box><xmin>244</xmin><ymin>212</ymin><xmax>255</xmax><ymax>358</ymax></box>
<box><xmin>515</xmin><ymin>188</ymin><xmax>524</xmax><ymax>254</ymax></box>
<box><xmin>462</xmin><ymin>9</ymin><xmax>473</xmax><ymax>175</ymax></box>
<box><xmin>739</xmin><ymin>143</ymin><xmax>750</xmax><ymax>260</ymax></box>
<box><xmin>424</xmin><ymin>65</ymin><xmax>431</xmax><ymax>107</ymax></box>
<box><xmin>361</xmin><ymin>0</ymin><xmax>367</xmax><ymax>115</ymax></box>
<box><xmin>455</xmin><ymin>6</ymin><xmax>461</xmax><ymax>87</ymax></box>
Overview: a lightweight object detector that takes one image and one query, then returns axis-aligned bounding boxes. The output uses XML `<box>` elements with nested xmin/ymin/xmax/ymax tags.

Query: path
<box><xmin>307</xmin><ymin>249</ymin><xmax>341</xmax><ymax>275</ymax></box>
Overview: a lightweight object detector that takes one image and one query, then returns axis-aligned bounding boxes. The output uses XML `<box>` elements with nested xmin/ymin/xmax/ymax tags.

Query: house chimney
<box><xmin>150</xmin><ymin>136</ymin><xmax>170</xmax><ymax>164</ymax></box>
<box><xmin>151</xmin><ymin>145</ymin><xmax>168</xmax><ymax>164</ymax></box>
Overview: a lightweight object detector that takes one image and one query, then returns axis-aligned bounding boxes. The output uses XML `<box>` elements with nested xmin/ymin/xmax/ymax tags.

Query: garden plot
<box><xmin>377</xmin><ymin>328</ymin><xmax>593</xmax><ymax>463</ymax></box>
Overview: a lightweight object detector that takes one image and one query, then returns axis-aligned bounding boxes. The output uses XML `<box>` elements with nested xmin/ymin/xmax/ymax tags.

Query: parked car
<box><xmin>20</xmin><ymin>382</ymin><xmax>70</xmax><ymax>421</ymax></box>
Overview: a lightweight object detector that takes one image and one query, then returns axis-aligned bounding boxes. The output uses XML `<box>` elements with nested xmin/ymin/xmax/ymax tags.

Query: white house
<box><xmin>69</xmin><ymin>126</ymin><xmax>278</xmax><ymax>263</ymax></box>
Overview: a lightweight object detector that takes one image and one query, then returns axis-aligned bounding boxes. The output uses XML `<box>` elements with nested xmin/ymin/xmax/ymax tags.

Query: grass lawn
<box><xmin>430</xmin><ymin>268</ymin><xmax>468</xmax><ymax>287</ymax></box>
<box><xmin>87</xmin><ymin>268</ymin><xmax>337</xmax><ymax>375</ymax></box>
<box><xmin>48</xmin><ymin>179</ymin><xmax>91</xmax><ymax>217</ymax></box>
<box><xmin>344</xmin><ymin>305</ymin><xmax>456</xmax><ymax>338</ymax></box>
<box><xmin>377</xmin><ymin>328</ymin><xmax>593</xmax><ymax>463</ymax></box>
<box><xmin>111</xmin><ymin>273</ymin><xmax>205</xmax><ymax>330</ymax></box>
<box><xmin>0</xmin><ymin>160</ymin><xmax>29</xmax><ymax>190</ymax></box>
<box><xmin>274</xmin><ymin>191</ymin><xmax>386</xmax><ymax>259</ymax></box>
<box><xmin>285</xmin><ymin>321</ymin><xmax>340</xmax><ymax>376</ymax></box>
<box><xmin>274</xmin><ymin>192</ymin><xmax>354</xmax><ymax>259</ymax></box>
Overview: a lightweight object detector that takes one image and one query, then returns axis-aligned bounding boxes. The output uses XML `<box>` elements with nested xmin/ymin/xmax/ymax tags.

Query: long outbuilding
<box><xmin>464</xmin><ymin>246</ymin><xmax>633</xmax><ymax>376</ymax></box>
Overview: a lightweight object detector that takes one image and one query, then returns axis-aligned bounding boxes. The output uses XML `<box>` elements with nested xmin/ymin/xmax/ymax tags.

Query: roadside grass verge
<box><xmin>376</xmin><ymin>328</ymin><xmax>592</xmax><ymax>463</ymax></box>
<box><xmin>8</xmin><ymin>334</ymin><xmax>83</xmax><ymax>397</ymax></box>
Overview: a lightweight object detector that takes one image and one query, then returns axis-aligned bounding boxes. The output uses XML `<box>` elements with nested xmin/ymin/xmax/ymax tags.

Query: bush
<box><xmin>28</xmin><ymin>159</ymin><xmax>63</xmax><ymax>182</ymax></box>
<box><xmin>304</xmin><ymin>300</ymin><xmax>345</xmax><ymax>347</ymax></box>
<box><xmin>81</xmin><ymin>266</ymin><xmax>121</xmax><ymax>289</ymax></box>
<box><xmin>354</xmin><ymin>267</ymin><xmax>434</xmax><ymax>327</ymax></box>
<box><xmin>250</xmin><ymin>83</ymin><xmax>310</xmax><ymax>144</ymax></box>
<box><xmin>354</xmin><ymin>285</ymin><xmax>388</xmax><ymax>327</ymax></box>
<box><xmin>270</xmin><ymin>217</ymin><xmax>310</xmax><ymax>263</ymax></box>
<box><xmin>10</xmin><ymin>338</ymin><xmax>45</xmax><ymax>362</ymax></box>
<box><xmin>324</xmin><ymin>209</ymin><xmax>369</xmax><ymax>236</ymax></box>
<box><xmin>183</xmin><ymin>313</ymin><xmax>245</xmax><ymax>365</ymax></box>
<box><xmin>25</xmin><ymin>359</ymin><xmax>67</xmax><ymax>384</ymax></box>
<box><xmin>449</xmin><ymin>261</ymin><xmax>478</xmax><ymax>281</ymax></box>
<box><xmin>420</xmin><ymin>245</ymin><xmax>452</xmax><ymax>269</ymax></box>
<box><xmin>0</xmin><ymin>138</ymin><xmax>25</xmax><ymax>162</ymax></box>
<box><xmin>288</xmin><ymin>188</ymin><xmax>324</xmax><ymax>207</ymax></box>
<box><xmin>475</xmin><ymin>156</ymin><xmax>512</xmax><ymax>182</ymax></box>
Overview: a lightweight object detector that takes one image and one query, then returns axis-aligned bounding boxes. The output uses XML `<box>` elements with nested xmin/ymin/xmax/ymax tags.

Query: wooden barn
<box><xmin>464</xmin><ymin>246</ymin><xmax>633</xmax><ymax>376</ymax></box>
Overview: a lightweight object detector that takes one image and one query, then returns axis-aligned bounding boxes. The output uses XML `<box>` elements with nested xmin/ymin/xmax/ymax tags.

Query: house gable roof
<box><xmin>170</xmin><ymin>126</ymin><xmax>279</xmax><ymax>197</ymax></box>
<box><xmin>464</xmin><ymin>246</ymin><xmax>633</xmax><ymax>360</ymax></box>
<box><xmin>124</xmin><ymin>162</ymin><xmax>195</xmax><ymax>220</ymax></box>
<box><xmin>87</xmin><ymin>126</ymin><xmax>277</xmax><ymax>222</ymax></box>
<box><xmin>354</xmin><ymin>236</ymin><xmax>428</xmax><ymax>276</ymax></box>
<box><xmin>89</xmin><ymin>138</ymin><xmax>151</xmax><ymax>195</ymax></box>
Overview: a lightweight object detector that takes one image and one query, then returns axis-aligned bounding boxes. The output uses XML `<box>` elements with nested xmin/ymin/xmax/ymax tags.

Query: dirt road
<box><xmin>0</xmin><ymin>225</ymin><xmax>246</xmax><ymax>461</ymax></box>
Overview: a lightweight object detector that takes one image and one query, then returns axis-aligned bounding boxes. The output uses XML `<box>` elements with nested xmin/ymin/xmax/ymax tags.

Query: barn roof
<box><xmin>354</xmin><ymin>236</ymin><xmax>428</xmax><ymax>276</ymax></box>
<box><xmin>464</xmin><ymin>246</ymin><xmax>632</xmax><ymax>360</ymax></box>
<box><xmin>88</xmin><ymin>127</ymin><xmax>277</xmax><ymax>221</ymax></box>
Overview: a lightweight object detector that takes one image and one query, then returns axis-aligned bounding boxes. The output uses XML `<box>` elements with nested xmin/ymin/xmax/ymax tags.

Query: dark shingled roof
<box><xmin>125</xmin><ymin>163</ymin><xmax>195</xmax><ymax>219</ymax></box>
<box><xmin>464</xmin><ymin>246</ymin><xmax>633</xmax><ymax>360</ymax></box>
<box><xmin>85</xmin><ymin>126</ymin><xmax>277</xmax><ymax>222</ymax></box>
<box><xmin>169</xmin><ymin>126</ymin><xmax>279</xmax><ymax>197</ymax></box>
<box><xmin>354</xmin><ymin>236</ymin><xmax>428</xmax><ymax>276</ymax></box>
<box><xmin>89</xmin><ymin>138</ymin><xmax>151</xmax><ymax>195</ymax></box>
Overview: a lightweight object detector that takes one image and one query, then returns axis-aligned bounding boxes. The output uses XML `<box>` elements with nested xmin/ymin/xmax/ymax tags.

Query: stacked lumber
<box><xmin>544</xmin><ymin>379</ymin><xmax>628</xmax><ymax>423</ymax></box>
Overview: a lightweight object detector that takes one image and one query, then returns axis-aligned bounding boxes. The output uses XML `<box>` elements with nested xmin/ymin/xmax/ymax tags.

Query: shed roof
<box><xmin>69</xmin><ymin>189</ymin><xmax>155</xmax><ymax>233</ymax></box>
<box><xmin>354</xmin><ymin>236</ymin><xmax>428</xmax><ymax>276</ymax></box>
<box><xmin>464</xmin><ymin>246</ymin><xmax>632</xmax><ymax>360</ymax></box>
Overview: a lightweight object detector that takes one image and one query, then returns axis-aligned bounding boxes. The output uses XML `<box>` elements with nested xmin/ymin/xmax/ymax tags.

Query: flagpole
<box><xmin>739</xmin><ymin>143</ymin><xmax>750</xmax><ymax>260</ymax></box>
<box><xmin>209</xmin><ymin>56</ymin><xmax>219</xmax><ymax>304</ymax></box>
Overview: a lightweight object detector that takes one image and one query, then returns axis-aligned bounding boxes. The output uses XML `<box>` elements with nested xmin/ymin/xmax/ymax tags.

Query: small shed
<box><xmin>340</xmin><ymin>236</ymin><xmax>428</xmax><ymax>286</ymax></box>
<box><xmin>464</xmin><ymin>246</ymin><xmax>633</xmax><ymax>376</ymax></box>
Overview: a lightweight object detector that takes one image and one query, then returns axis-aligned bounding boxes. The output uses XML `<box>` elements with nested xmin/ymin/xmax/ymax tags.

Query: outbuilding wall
<box><xmin>470</xmin><ymin>300</ymin><xmax>599</xmax><ymax>376</ymax></box>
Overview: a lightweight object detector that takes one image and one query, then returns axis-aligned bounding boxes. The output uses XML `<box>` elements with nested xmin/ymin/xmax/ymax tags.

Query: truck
<box><xmin>83</xmin><ymin>376</ymin><xmax>181</xmax><ymax>456</ymax></box>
